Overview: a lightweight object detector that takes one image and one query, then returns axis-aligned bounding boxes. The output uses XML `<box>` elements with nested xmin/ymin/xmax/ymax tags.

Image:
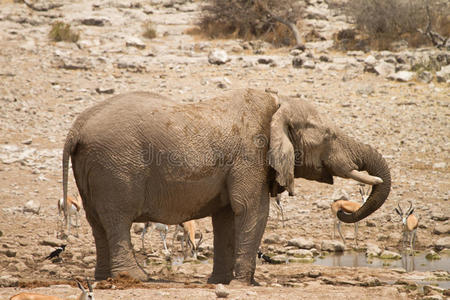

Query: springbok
<box><xmin>172</xmin><ymin>220</ymin><xmax>203</xmax><ymax>259</ymax></box>
<box><xmin>58</xmin><ymin>194</ymin><xmax>82</xmax><ymax>235</ymax></box>
<box><xmin>10</xmin><ymin>280</ymin><xmax>94</xmax><ymax>300</ymax></box>
<box><xmin>331</xmin><ymin>186</ymin><xmax>370</xmax><ymax>245</ymax></box>
<box><xmin>141</xmin><ymin>222</ymin><xmax>169</xmax><ymax>254</ymax></box>
<box><xmin>394</xmin><ymin>201</ymin><xmax>419</xmax><ymax>254</ymax></box>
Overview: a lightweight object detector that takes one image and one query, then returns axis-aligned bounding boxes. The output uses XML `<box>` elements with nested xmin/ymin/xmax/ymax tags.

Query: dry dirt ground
<box><xmin>0</xmin><ymin>0</ymin><xmax>449</xmax><ymax>299</ymax></box>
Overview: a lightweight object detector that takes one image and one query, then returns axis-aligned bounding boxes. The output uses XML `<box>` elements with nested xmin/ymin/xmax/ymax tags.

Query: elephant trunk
<box><xmin>337</xmin><ymin>145</ymin><xmax>391</xmax><ymax>223</ymax></box>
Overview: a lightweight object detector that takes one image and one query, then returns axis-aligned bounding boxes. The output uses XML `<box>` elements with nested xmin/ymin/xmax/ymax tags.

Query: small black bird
<box><xmin>257</xmin><ymin>249</ymin><xmax>275</xmax><ymax>264</ymax></box>
<box><xmin>45</xmin><ymin>244</ymin><xmax>66</xmax><ymax>260</ymax></box>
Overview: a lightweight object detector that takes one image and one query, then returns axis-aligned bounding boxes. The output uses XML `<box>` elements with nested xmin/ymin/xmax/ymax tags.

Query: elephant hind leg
<box><xmin>208</xmin><ymin>204</ymin><xmax>235</xmax><ymax>284</ymax></box>
<box><xmin>99</xmin><ymin>214</ymin><xmax>148</xmax><ymax>281</ymax></box>
<box><xmin>85</xmin><ymin>210</ymin><xmax>111</xmax><ymax>280</ymax></box>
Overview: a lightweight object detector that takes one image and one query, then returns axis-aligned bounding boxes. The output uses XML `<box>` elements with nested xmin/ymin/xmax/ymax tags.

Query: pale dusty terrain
<box><xmin>0</xmin><ymin>0</ymin><xmax>449</xmax><ymax>299</ymax></box>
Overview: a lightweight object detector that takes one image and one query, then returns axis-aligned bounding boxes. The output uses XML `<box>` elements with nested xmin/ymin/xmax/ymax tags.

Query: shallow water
<box><xmin>314</xmin><ymin>252</ymin><xmax>450</xmax><ymax>273</ymax></box>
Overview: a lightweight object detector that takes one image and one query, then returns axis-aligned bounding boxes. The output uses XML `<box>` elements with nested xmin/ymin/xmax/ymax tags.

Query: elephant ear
<box><xmin>269</xmin><ymin>104</ymin><xmax>295</xmax><ymax>196</ymax></box>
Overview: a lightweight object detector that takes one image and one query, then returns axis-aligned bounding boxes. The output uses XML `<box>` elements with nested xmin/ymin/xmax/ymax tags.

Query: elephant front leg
<box><xmin>208</xmin><ymin>205</ymin><xmax>235</xmax><ymax>284</ymax></box>
<box><xmin>230</xmin><ymin>181</ymin><xmax>270</xmax><ymax>285</ymax></box>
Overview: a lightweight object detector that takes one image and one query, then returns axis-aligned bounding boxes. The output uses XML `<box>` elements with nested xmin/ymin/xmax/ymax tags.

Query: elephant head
<box><xmin>269</xmin><ymin>97</ymin><xmax>391</xmax><ymax>223</ymax></box>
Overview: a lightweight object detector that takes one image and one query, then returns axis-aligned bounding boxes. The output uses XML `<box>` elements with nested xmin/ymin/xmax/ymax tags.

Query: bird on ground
<box><xmin>45</xmin><ymin>244</ymin><xmax>66</xmax><ymax>260</ymax></box>
<box><xmin>257</xmin><ymin>249</ymin><xmax>275</xmax><ymax>264</ymax></box>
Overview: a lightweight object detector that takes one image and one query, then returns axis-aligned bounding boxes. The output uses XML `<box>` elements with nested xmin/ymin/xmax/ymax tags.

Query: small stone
<box><xmin>286</xmin><ymin>249</ymin><xmax>313</xmax><ymax>258</ymax></box>
<box><xmin>208</xmin><ymin>49</ymin><xmax>230</xmax><ymax>65</ymax></box>
<box><xmin>364</xmin><ymin>55</ymin><xmax>377</xmax><ymax>65</ymax></box>
<box><xmin>270</xmin><ymin>255</ymin><xmax>288</xmax><ymax>264</ymax></box>
<box><xmin>366</xmin><ymin>243</ymin><xmax>382</xmax><ymax>257</ymax></box>
<box><xmin>79</xmin><ymin>17</ymin><xmax>111</xmax><ymax>26</ymax></box>
<box><xmin>126</xmin><ymin>37</ymin><xmax>146</xmax><ymax>50</ymax></box>
<box><xmin>321</xmin><ymin>240</ymin><xmax>345</xmax><ymax>252</ymax></box>
<box><xmin>379</xmin><ymin>250</ymin><xmax>401</xmax><ymax>259</ymax></box>
<box><xmin>303</xmin><ymin>60</ymin><xmax>315</xmax><ymax>69</ymax></box>
<box><xmin>0</xmin><ymin>275</ymin><xmax>19</xmax><ymax>287</ymax></box>
<box><xmin>40</xmin><ymin>238</ymin><xmax>65</xmax><ymax>247</ymax></box>
<box><xmin>434</xmin><ymin>237</ymin><xmax>450</xmax><ymax>251</ymax></box>
<box><xmin>292</xmin><ymin>57</ymin><xmax>303</xmax><ymax>68</ymax></box>
<box><xmin>433</xmin><ymin>162</ymin><xmax>446</xmax><ymax>169</ymax></box>
<box><xmin>388</xmin><ymin>71</ymin><xmax>415</xmax><ymax>82</ymax></box>
<box><xmin>264</xmin><ymin>233</ymin><xmax>281</xmax><ymax>244</ymax></box>
<box><xmin>23</xmin><ymin>200</ymin><xmax>40</xmax><ymax>214</ymax></box>
<box><xmin>288</xmin><ymin>237</ymin><xmax>315</xmax><ymax>249</ymax></box>
<box><xmin>257</xmin><ymin>57</ymin><xmax>274</xmax><ymax>65</ymax></box>
<box><xmin>425</xmin><ymin>250</ymin><xmax>441</xmax><ymax>260</ymax></box>
<box><xmin>433</xmin><ymin>224</ymin><xmax>450</xmax><ymax>235</ymax></box>
<box><xmin>374</xmin><ymin>60</ymin><xmax>396</xmax><ymax>77</ymax></box>
<box><xmin>215</xmin><ymin>284</ymin><xmax>229</xmax><ymax>298</ymax></box>
<box><xmin>418</xmin><ymin>71</ymin><xmax>433</xmax><ymax>83</ymax></box>
<box><xmin>436</xmin><ymin>65</ymin><xmax>450</xmax><ymax>83</ymax></box>
<box><xmin>95</xmin><ymin>87</ymin><xmax>115</xmax><ymax>94</ymax></box>
<box><xmin>21</xmin><ymin>139</ymin><xmax>32</xmax><ymax>145</ymax></box>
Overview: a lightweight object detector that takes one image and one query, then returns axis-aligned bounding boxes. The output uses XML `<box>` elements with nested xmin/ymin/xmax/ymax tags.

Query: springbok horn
<box><xmin>406</xmin><ymin>200</ymin><xmax>413</xmax><ymax>215</ymax></box>
<box><xmin>347</xmin><ymin>170</ymin><xmax>383</xmax><ymax>185</ymax></box>
<box><xmin>397</xmin><ymin>202</ymin><xmax>403</xmax><ymax>215</ymax></box>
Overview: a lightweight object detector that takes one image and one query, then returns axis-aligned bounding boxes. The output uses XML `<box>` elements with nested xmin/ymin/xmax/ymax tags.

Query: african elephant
<box><xmin>62</xmin><ymin>89</ymin><xmax>391</xmax><ymax>284</ymax></box>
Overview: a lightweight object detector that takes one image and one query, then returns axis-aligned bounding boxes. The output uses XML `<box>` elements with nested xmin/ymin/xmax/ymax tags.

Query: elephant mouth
<box><xmin>294</xmin><ymin>164</ymin><xmax>334</xmax><ymax>184</ymax></box>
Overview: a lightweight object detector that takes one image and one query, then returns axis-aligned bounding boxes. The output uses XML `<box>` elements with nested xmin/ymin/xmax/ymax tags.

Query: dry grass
<box><xmin>49</xmin><ymin>21</ymin><xmax>79</xmax><ymax>43</ymax></box>
<box><xmin>142</xmin><ymin>21</ymin><xmax>157</xmax><ymax>39</ymax></box>
<box><xmin>341</xmin><ymin>0</ymin><xmax>449</xmax><ymax>50</ymax></box>
<box><xmin>196</xmin><ymin>0</ymin><xmax>303</xmax><ymax>47</ymax></box>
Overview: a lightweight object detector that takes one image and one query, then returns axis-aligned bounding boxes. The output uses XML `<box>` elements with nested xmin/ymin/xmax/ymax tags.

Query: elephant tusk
<box><xmin>347</xmin><ymin>170</ymin><xmax>383</xmax><ymax>185</ymax></box>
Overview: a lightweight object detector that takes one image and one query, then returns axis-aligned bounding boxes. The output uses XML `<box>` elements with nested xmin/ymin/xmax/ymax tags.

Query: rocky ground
<box><xmin>0</xmin><ymin>0</ymin><xmax>449</xmax><ymax>299</ymax></box>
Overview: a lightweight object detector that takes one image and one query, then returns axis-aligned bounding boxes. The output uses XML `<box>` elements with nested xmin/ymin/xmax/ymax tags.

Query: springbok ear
<box><xmin>408</xmin><ymin>208</ymin><xmax>415</xmax><ymax>216</ymax></box>
<box><xmin>269</xmin><ymin>105</ymin><xmax>295</xmax><ymax>195</ymax></box>
<box><xmin>394</xmin><ymin>208</ymin><xmax>401</xmax><ymax>216</ymax></box>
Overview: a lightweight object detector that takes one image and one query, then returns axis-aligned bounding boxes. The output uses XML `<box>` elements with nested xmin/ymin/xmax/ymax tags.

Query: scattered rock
<box><xmin>79</xmin><ymin>16</ymin><xmax>111</xmax><ymax>26</ymax></box>
<box><xmin>434</xmin><ymin>237</ymin><xmax>450</xmax><ymax>251</ymax></box>
<box><xmin>331</xmin><ymin>189</ymin><xmax>349</xmax><ymax>201</ymax></box>
<box><xmin>388</xmin><ymin>71</ymin><xmax>415</xmax><ymax>82</ymax></box>
<box><xmin>321</xmin><ymin>240</ymin><xmax>345</xmax><ymax>252</ymax></box>
<box><xmin>126</xmin><ymin>37</ymin><xmax>146</xmax><ymax>49</ymax></box>
<box><xmin>208</xmin><ymin>49</ymin><xmax>230</xmax><ymax>65</ymax></box>
<box><xmin>257</xmin><ymin>57</ymin><xmax>274</xmax><ymax>65</ymax></box>
<box><xmin>436</xmin><ymin>65</ymin><xmax>450</xmax><ymax>83</ymax></box>
<box><xmin>366</xmin><ymin>243</ymin><xmax>382</xmax><ymax>257</ymax></box>
<box><xmin>425</xmin><ymin>250</ymin><xmax>441</xmax><ymax>260</ymax></box>
<box><xmin>215</xmin><ymin>284</ymin><xmax>229</xmax><ymax>298</ymax></box>
<box><xmin>433</xmin><ymin>224</ymin><xmax>450</xmax><ymax>235</ymax></box>
<box><xmin>286</xmin><ymin>249</ymin><xmax>313</xmax><ymax>258</ymax></box>
<box><xmin>288</xmin><ymin>237</ymin><xmax>315</xmax><ymax>249</ymax></box>
<box><xmin>0</xmin><ymin>275</ymin><xmax>19</xmax><ymax>287</ymax></box>
<box><xmin>292</xmin><ymin>57</ymin><xmax>303</xmax><ymax>68</ymax></box>
<box><xmin>23</xmin><ymin>200</ymin><xmax>40</xmax><ymax>214</ymax></box>
<box><xmin>264</xmin><ymin>233</ymin><xmax>282</xmax><ymax>244</ymax></box>
<box><xmin>432</xmin><ymin>162</ymin><xmax>446</xmax><ymax>169</ymax></box>
<box><xmin>40</xmin><ymin>238</ymin><xmax>65</xmax><ymax>247</ymax></box>
<box><xmin>269</xmin><ymin>255</ymin><xmax>288</xmax><ymax>264</ymax></box>
<box><xmin>303</xmin><ymin>60</ymin><xmax>316</xmax><ymax>69</ymax></box>
<box><xmin>418</xmin><ymin>71</ymin><xmax>433</xmax><ymax>83</ymax></box>
<box><xmin>95</xmin><ymin>87</ymin><xmax>115</xmax><ymax>94</ymax></box>
<box><xmin>379</xmin><ymin>250</ymin><xmax>401</xmax><ymax>260</ymax></box>
<box><xmin>374</xmin><ymin>61</ymin><xmax>396</xmax><ymax>77</ymax></box>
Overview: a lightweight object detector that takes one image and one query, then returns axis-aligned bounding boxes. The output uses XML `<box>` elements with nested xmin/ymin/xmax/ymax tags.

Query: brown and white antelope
<box><xmin>10</xmin><ymin>280</ymin><xmax>94</xmax><ymax>300</ymax></box>
<box><xmin>174</xmin><ymin>220</ymin><xmax>203</xmax><ymax>259</ymax></box>
<box><xmin>58</xmin><ymin>194</ymin><xmax>82</xmax><ymax>235</ymax></box>
<box><xmin>394</xmin><ymin>201</ymin><xmax>419</xmax><ymax>253</ymax></box>
<box><xmin>331</xmin><ymin>186</ymin><xmax>370</xmax><ymax>245</ymax></box>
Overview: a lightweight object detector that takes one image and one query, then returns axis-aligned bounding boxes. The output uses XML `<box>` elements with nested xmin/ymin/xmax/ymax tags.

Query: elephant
<box><xmin>62</xmin><ymin>89</ymin><xmax>391</xmax><ymax>285</ymax></box>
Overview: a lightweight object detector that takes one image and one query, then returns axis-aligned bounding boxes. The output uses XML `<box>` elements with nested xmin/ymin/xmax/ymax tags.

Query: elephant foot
<box><xmin>207</xmin><ymin>273</ymin><xmax>232</xmax><ymax>284</ymax></box>
<box><xmin>228</xmin><ymin>278</ymin><xmax>258</xmax><ymax>287</ymax></box>
<box><xmin>111</xmin><ymin>266</ymin><xmax>149</xmax><ymax>282</ymax></box>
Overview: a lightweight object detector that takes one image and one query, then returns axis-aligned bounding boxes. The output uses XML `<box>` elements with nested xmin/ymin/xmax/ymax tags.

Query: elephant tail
<box><xmin>62</xmin><ymin>128</ymin><xmax>79</xmax><ymax>231</ymax></box>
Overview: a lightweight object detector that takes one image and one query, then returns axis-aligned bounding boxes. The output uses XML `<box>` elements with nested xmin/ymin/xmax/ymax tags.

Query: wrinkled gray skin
<box><xmin>62</xmin><ymin>89</ymin><xmax>391</xmax><ymax>285</ymax></box>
